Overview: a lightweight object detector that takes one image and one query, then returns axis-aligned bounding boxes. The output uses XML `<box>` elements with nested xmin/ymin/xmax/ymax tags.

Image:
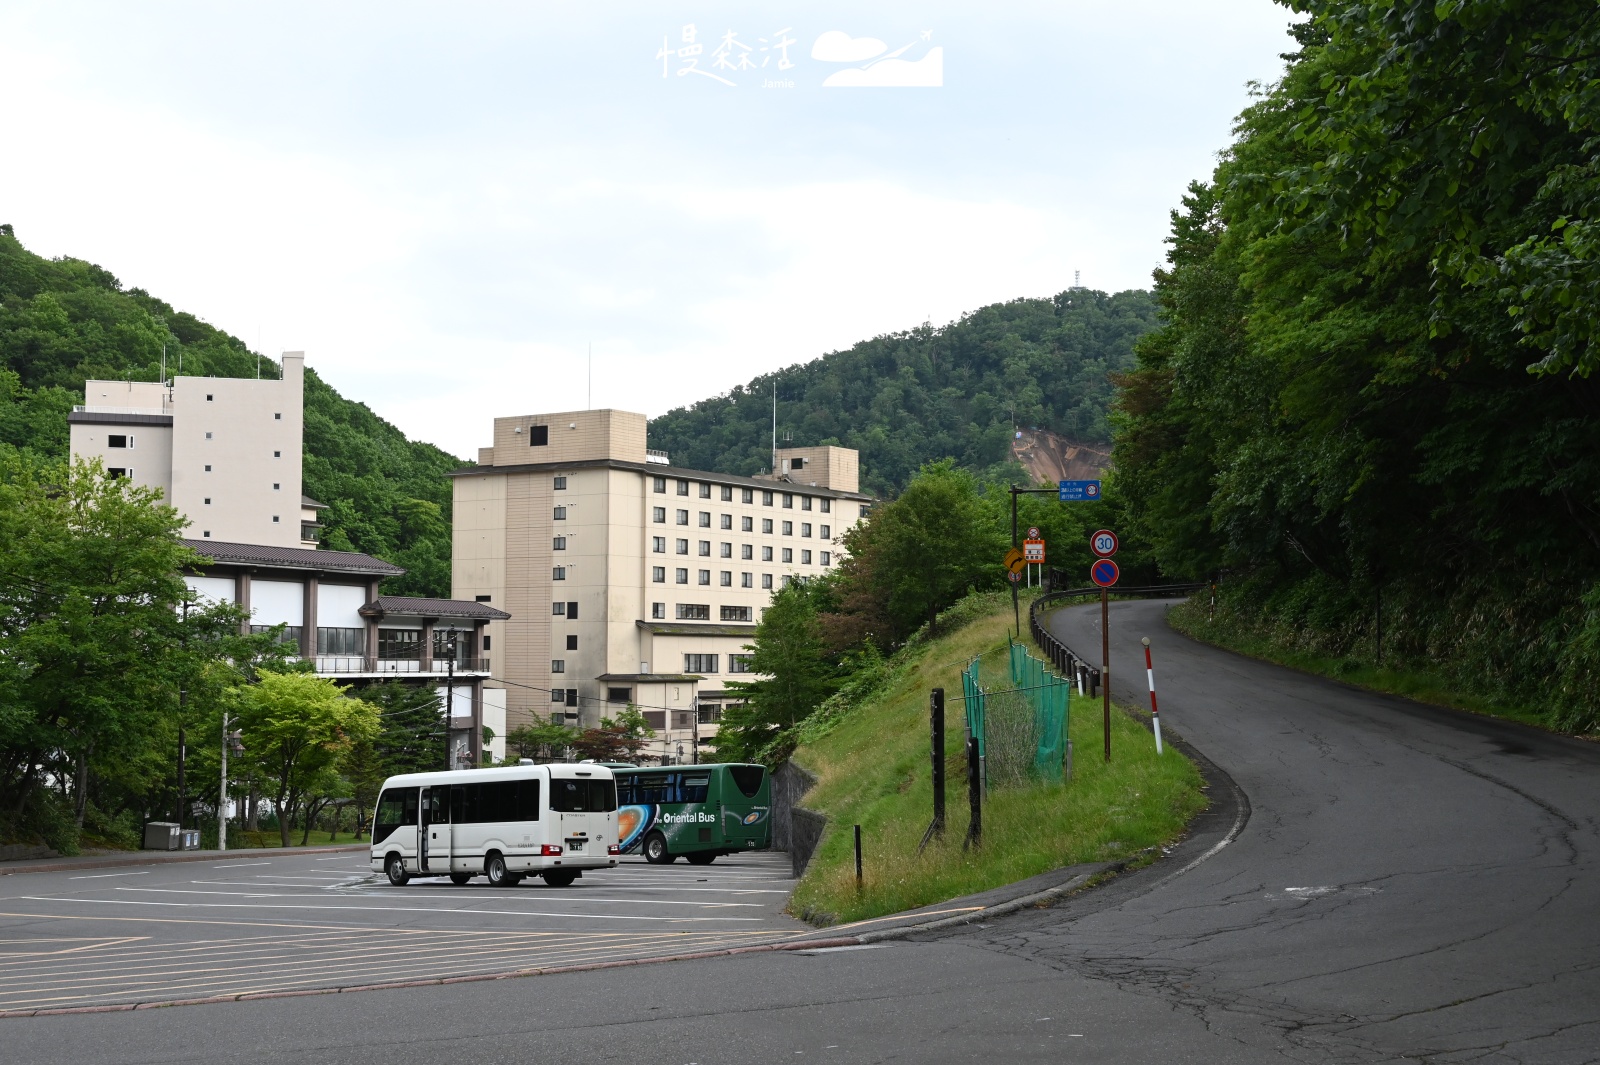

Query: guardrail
<box><xmin>313</xmin><ymin>657</ymin><xmax>490</xmax><ymax>675</ymax></box>
<box><xmin>1028</xmin><ymin>582</ymin><xmax>1204</xmax><ymax>695</ymax></box>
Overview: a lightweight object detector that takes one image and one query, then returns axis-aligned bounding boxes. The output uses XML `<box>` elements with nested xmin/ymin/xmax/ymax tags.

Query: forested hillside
<box><xmin>0</xmin><ymin>226</ymin><xmax>457</xmax><ymax>596</ymax></box>
<box><xmin>647</xmin><ymin>288</ymin><xmax>1157</xmax><ymax>497</ymax></box>
<box><xmin>1114</xmin><ymin>3</ymin><xmax>1600</xmax><ymax>731</ymax></box>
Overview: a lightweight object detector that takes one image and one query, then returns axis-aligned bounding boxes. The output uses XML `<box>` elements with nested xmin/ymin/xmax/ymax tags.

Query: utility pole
<box><xmin>219</xmin><ymin>711</ymin><xmax>230</xmax><ymax>852</ymax></box>
<box><xmin>445</xmin><ymin>641</ymin><xmax>456</xmax><ymax>770</ymax></box>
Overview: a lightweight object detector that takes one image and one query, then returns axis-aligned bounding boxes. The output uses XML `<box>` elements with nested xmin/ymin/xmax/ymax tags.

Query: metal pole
<box><xmin>177</xmin><ymin>708</ymin><xmax>186</xmax><ymax>831</ymax></box>
<box><xmin>445</xmin><ymin>653</ymin><xmax>455</xmax><ymax>770</ymax></box>
<box><xmin>854</xmin><ymin>824</ymin><xmax>863</xmax><ymax>890</ymax></box>
<box><xmin>1142</xmin><ymin>637</ymin><xmax>1163</xmax><ymax>755</ymax></box>
<box><xmin>219</xmin><ymin>711</ymin><xmax>229</xmax><ymax>852</ymax></box>
<box><xmin>1102</xmin><ymin>588</ymin><xmax>1111</xmax><ymax>762</ymax></box>
<box><xmin>918</xmin><ymin>688</ymin><xmax>946</xmax><ymax>852</ymax></box>
<box><xmin>962</xmin><ymin>736</ymin><xmax>982</xmax><ymax>851</ymax></box>
<box><xmin>692</xmin><ymin>695</ymin><xmax>699</xmax><ymax>764</ymax></box>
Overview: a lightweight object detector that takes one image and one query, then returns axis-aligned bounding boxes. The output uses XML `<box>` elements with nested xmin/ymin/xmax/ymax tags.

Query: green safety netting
<box><xmin>1009</xmin><ymin>640</ymin><xmax>1071</xmax><ymax>783</ymax></box>
<box><xmin>962</xmin><ymin>655</ymin><xmax>985</xmax><ymax>758</ymax></box>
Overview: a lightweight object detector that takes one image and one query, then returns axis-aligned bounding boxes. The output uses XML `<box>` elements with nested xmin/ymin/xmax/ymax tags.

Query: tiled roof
<box><xmin>301</xmin><ymin>495</ymin><xmax>326</xmax><ymax>508</ymax></box>
<box><xmin>182</xmin><ymin>539</ymin><xmax>403</xmax><ymax>575</ymax></box>
<box><xmin>635</xmin><ymin>621</ymin><xmax>757</xmax><ymax>638</ymax></box>
<box><xmin>361</xmin><ymin>595</ymin><xmax>510</xmax><ymax>621</ymax></box>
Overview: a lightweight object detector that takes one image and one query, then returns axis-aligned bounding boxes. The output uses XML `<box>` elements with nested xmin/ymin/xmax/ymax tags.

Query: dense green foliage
<box><xmin>1114</xmin><ymin>1</ymin><xmax>1600</xmax><ymax>731</ymax></box>
<box><xmin>0</xmin><ymin>226</ymin><xmax>460</xmax><ymax>596</ymax></box>
<box><xmin>647</xmin><ymin>289</ymin><xmax>1158</xmax><ymax>496</ymax></box>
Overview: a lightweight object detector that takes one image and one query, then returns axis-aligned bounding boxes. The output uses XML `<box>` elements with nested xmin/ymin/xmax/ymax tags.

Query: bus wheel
<box><xmin>449</xmin><ymin>873</ymin><xmax>472</xmax><ymax>886</ymax></box>
<box><xmin>685</xmin><ymin>852</ymin><xmax>716</xmax><ymax>866</ymax></box>
<box><xmin>385</xmin><ymin>854</ymin><xmax>409</xmax><ymax>886</ymax></box>
<box><xmin>543</xmin><ymin>870</ymin><xmax>577</xmax><ymax>888</ymax></box>
<box><xmin>485</xmin><ymin>853</ymin><xmax>513</xmax><ymax>887</ymax></box>
<box><xmin>643</xmin><ymin>833</ymin><xmax>674</xmax><ymax>864</ymax></box>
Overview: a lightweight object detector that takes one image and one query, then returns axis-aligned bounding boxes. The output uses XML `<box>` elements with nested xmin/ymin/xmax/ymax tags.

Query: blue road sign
<box><xmin>1091</xmin><ymin>558</ymin><xmax>1120</xmax><ymax>588</ymax></box>
<box><xmin>1059</xmin><ymin>479</ymin><xmax>1102</xmax><ymax>501</ymax></box>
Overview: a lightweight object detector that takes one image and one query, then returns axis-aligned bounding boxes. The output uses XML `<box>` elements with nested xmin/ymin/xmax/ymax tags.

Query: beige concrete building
<box><xmin>71</xmin><ymin>354</ymin><xmax>310</xmax><ymax>547</ymax></box>
<box><xmin>452</xmin><ymin>408</ymin><xmax>873</xmax><ymax>763</ymax></box>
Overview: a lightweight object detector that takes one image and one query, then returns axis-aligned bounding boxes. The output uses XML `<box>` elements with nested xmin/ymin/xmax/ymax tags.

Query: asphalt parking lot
<box><xmin>0</xmin><ymin>849</ymin><xmax>804</xmax><ymax>1013</ymax></box>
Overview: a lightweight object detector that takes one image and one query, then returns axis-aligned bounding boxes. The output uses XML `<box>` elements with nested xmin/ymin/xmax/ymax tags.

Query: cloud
<box><xmin>810</xmin><ymin>30</ymin><xmax>887</xmax><ymax>63</ymax></box>
<box><xmin>823</xmin><ymin>47</ymin><xmax>944</xmax><ymax>88</ymax></box>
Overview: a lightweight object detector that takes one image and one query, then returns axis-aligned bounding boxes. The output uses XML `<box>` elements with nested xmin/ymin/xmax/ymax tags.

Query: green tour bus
<box><xmin>614</xmin><ymin>763</ymin><xmax>771</xmax><ymax>864</ymax></box>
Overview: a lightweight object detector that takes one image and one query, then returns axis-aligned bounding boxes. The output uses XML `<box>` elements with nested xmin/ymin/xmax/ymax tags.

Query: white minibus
<box><xmin>369</xmin><ymin>762</ymin><xmax>619</xmax><ymax>887</ymax></box>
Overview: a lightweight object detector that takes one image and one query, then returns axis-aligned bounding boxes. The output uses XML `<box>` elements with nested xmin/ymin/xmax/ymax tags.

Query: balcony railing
<box><xmin>646</xmin><ymin>449</ymin><xmax>670</xmax><ymax>465</ymax></box>
<box><xmin>314</xmin><ymin>657</ymin><xmax>490</xmax><ymax>675</ymax></box>
<box><xmin>73</xmin><ymin>404</ymin><xmax>172</xmax><ymax>417</ymax></box>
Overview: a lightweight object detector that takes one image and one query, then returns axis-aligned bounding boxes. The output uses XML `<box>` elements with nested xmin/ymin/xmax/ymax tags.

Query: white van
<box><xmin>369</xmin><ymin>762</ymin><xmax>619</xmax><ymax>887</ymax></box>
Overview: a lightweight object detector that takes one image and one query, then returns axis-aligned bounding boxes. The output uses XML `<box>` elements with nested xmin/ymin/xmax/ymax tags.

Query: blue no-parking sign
<box><xmin>1091</xmin><ymin>558</ymin><xmax>1120</xmax><ymax>588</ymax></box>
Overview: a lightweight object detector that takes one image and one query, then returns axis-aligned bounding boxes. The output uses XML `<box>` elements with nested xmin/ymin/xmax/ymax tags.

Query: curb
<box><xmin>0</xmin><ymin>844</ymin><xmax>367</xmax><ymax>877</ymax></box>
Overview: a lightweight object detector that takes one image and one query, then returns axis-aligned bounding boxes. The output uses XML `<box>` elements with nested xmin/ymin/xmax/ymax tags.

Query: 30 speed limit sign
<box><xmin>1090</xmin><ymin>529</ymin><xmax>1119</xmax><ymax>558</ymax></box>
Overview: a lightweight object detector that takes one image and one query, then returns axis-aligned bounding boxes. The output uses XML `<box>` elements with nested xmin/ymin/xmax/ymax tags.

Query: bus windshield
<box><xmin>550</xmin><ymin>778</ymin><xmax>617</xmax><ymax>813</ymax></box>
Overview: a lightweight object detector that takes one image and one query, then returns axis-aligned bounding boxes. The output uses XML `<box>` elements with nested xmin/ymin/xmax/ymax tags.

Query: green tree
<box><xmin>229</xmin><ymin>672</ymin><xmax>379</xmax><ymax>846</ymax></box>
<box><xmin>872</xmin><ymin>460</ymin><xmax>1006</xmax><ymax>636</ymax></box>
<box><xmin>570</xmin><ymin>706</ymin><xmax>656</xmax><ymax>763</ymax></box>
<box><xmin>717</xmin><ymin>581</ymin><xmax>839</xmax><ymax>761</ymax></box>
<box><xmin>506</xmin><ymin>716</ymin><xmax>581</xmax><ymax>761</ymax></box>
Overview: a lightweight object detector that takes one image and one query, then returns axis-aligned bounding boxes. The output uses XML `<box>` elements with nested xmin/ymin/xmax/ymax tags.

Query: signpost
<box><xmin>1089</xmin><ymin>533</ymin><xmax>1120</xmax><ymax>762</ymax></box>
<box><xmin>1059</xmin><ymin>479</ymin><xmax>1102</xmax><ymax>501</ymax></box>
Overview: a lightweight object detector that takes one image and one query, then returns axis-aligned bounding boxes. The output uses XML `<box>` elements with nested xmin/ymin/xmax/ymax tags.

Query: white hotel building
<box><xmin>451</xmin><ymin>408</ymin><xmax>873</xmax><ymax>762</ymax></box>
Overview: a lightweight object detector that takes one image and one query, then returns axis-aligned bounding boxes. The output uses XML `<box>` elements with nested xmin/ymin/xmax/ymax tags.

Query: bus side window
<box><xmin>516</xmin><ymin>779</ymin><xmax>540</xmax><ymax>821</ymax></box>
<box><xmin>615</xmin><ymin>776</ymin><xmax>635</xmax><ymax>805</ymax></box>
<box><xmin>373</xmin><ymin>790</ymin><xmax>415</xmax><ymax>844</ymax></box>
<box><xmin>683</xmin><ymin>775</ymin><xmax>710</xmax><ymax>803</ymax></box>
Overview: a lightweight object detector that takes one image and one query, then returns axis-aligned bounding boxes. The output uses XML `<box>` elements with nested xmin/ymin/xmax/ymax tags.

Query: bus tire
<box><xmin>385</xmin><ymin>854</ymin><xmax>409</xmax><ymax>886</ymax></box>
<box><xmin>543</xmin><ymin>870</ymin><xmax>577</xmax><ymax>888</ymax></box>
<box><xmin>685</xmin><ymin>852</ymin><xmax>716</xmax><ymax>866</ymax></box>
<box><xmin>449</xmin><ymin>873</ymin><xmax>472</xmax><ymax>886</ymax></box>
<box><xmin>643</xmin><ymin>832</ymin><xmax>674</xmax><ymax>864</ymax></box>
<box><xmin>485</xmin><ymin>853</ymin><xmax>513</xmax><ymax>887</ymax></box>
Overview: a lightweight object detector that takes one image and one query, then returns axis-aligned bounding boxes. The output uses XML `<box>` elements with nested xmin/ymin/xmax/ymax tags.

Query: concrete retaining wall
<box><xmin>771</xmin><ymin>761</ymin><xmax>827</xmax><ymax>878</ymax></box>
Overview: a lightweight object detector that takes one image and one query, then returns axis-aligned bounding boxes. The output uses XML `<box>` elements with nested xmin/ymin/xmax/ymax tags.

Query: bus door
<box><xmin>420</xmin><ymin>786</ymin><xmax>453</xmax><ymax>873</ymax></box>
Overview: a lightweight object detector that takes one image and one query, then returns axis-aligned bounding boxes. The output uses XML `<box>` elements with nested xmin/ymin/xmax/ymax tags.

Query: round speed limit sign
<box><xmin>1090</xmin><ymin>529</ymin><xmax>1119</xmax><ymax>558</ymax></box>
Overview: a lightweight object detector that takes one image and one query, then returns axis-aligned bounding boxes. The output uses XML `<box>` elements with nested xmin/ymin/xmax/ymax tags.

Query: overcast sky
<box><xmin>1</xmin><ymin>1</ymin><xmax>1294</xmax><ymax>458</ymax></box>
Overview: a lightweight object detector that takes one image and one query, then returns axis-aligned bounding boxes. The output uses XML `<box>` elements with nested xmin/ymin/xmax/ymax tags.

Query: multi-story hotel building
<box><xmin>451</xmin><ymin>408</ymin><xmax>873</xmax><ymax>762</ymax></box>
<box><xmin>69</xmin><ymin>355</ymin><xmax>510</xmax><ymax>767</ymax></box>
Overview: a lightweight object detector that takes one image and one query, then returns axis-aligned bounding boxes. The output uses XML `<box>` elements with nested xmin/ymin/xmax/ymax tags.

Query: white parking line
<box><xmin>18</xmin><ymin>897</ymin><xmax>765</xmax><ymax>921</ymax></box>
<box><xmin>214</xmin><ymin>861</ymin><xmax>272</xmax><ymax>868</ymax></box>
<box><xmin>114</xmin><ymin>888</ymin><xmax>762</xmax><ymax>908</ymax></box>
<box><xmin>66</xmin><ymin>872</ymin><xmax>149</xmax><ymax>880</ymax></box>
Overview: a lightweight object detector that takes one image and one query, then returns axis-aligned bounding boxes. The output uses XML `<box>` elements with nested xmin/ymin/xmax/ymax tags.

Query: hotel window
<box><xmin>654</xmin><ymin>476</ymin><xmax>667</xmax><ymax>493</ymax></box>
<box><xmin>273</xmin><ymin>516</ymin><xmax>280</xmax><ymax>523</ymax></box>
<box><xmin>740</xmin><ymin>572</ymin><xmax>753</xmax><ymax>588</ymax></box>
<box><xmin>720</xmin><ymin>543</ymin><xmax>732</xmax><ymax>558</ymax></box>
<box><xmin>821</xmin><ymin>551</ymin><xmax>832</xmax><ymax>566</ymax></box>
<box><xmin>553</xmin><ymin>567</ymin><xmax>567</xmax><ymax>580</ymax></box>
<box><xmin>782</xmin><ymin>548</ymin><xmax>793</xmax><ymax>563</ymax></box>
<box><xmin>782</xmin><ymin>521</ymin><xmax>793</xmax><ymax>535</ymax></box>
<box><xmin>729</xmin><ymin>654</ymin><xmax>755</xmax><ymax>674</ymax></box>
<box><xmin>653</xmin><ymin>507</ymin><xmax>666</xmax><ymax>523</ymax></box>
<box><xmin>720</xmin><ymin>514</ymin><xmax>732</xmax><ymax>530</ymax></box>
<box><xmin>801</xmin><ymin>523</ymin><xmax>812</xmax><ymax>537</ymax></box>
<box><xmin>206</xmin><ymin>432</ymin><xmax>213</xmax><ymax>439</ymax></box>
<box><xmin>378</xmin><ymin>629</ymin><xmax>422</xmax><ymax>660</ymax></box>
<box><xmin>720</xmin><ymin>485</ymin><xmax>733</xmax><ymax>501</ymax></box>
<box><xmin>206</xmin><ymin>394</ymin><xmax>214</xmax><ymax>401</ymax></box>
<box><xmin>677</xmin><ymin>479</ymin><xmax>689</xmax><ymax>495</ymax></box>
<box><xmin>742</xmin><ymin>488</ymin><xmax>754</xmax><ymax>504</ymax></box>
<box><xmin>684</xmin><ymin>654</ymin><xmax>719</xmax><ymax>674</ymax></box>
<box><xmin>741</xmin><ymin>544</ymin><xmax>753</xmax><ymax>560</ymax></box>
<box><xmin>782</xmin><ymin>493</ymin><xmax>793</xmax><ymax>508</ymax></box>
<box><xmin>553</xmin><ymin>506</ymin><xmax>567</xmax><ymax>520</ymax></box>
<box><xmin>721</xmin><ymin>605</ymin><xmax>752</xmax><ymax>622</ymax></box>
<box><xmin>204</xmin><ymin>497</ymin><xmax>211</xmax><ymax>505</ymax></box>
<box><xmin>802</xmin><ymin>550</ymin><xmax>812</xmax><ymax>565</ymax></box>
<box><xmin>652</xmin><ymin>567</ymin><xmax>666</xmax><ymax>583</ymax></box>
<box><xmin>528</xmin><ymin>425</ymin><xmax>549</xmax><ymax>446</ymax></box>
<box><xmin>762</xmin><ymin>490</ymin><xmax>773</xmax><ymax>506</ymax></box>
<box><xmin>273</xmin><ymin>483</ymin><xmax>281</xmax><ymax>491</ymax></box>
<box><xmin>553</xmin><ymin>602</ymin><xmax>567</xmax><ymax>615</ymax></box>
<box><xmin>699</xmin><ymin>482</ymin><xmax>711</xmax><ymax>499</ymax></box>
<box><xmin>741</xmin><ymin>516</ymin><xmax>753</xmax><ymax>532</ymax></box>
<box><xmin>553</xmin><ymin>536</ymin><xmax>567</xmax><ymax>550</ymax></box>
<box><xmin>676</xmin><ymin>568</ymin><xmax>688</xmax><ymax>584</ymax></box>
<box><xmin>554</xmin><ymin>475</ymin><xmax>567</xmax><ymax>490</ymax></box>
<box><xmin>801</xmin><ymin>496</ymin><xmax>812</xmax><ymax>511</ymax></box>
<box><xmin>317</xmin><ymin>627</ymin><xmax>364</xmax><ymax>655</ymax></box>
<box><xmin>676</xmin><ymin>539</ymin><xmax>689</xmax><ymax>554</ymax></box>
<box><xmin>676</xmin><ymin>509</ymin><xmax>689</xmax><ymax>525</ymax></box>
<box><xmin>697</xmin><ymin>569</ymin><xmax>711</xmax><ymax>585</ymax></box>
<box><xmin>698</xmin><ymin>541</ymin><xmax>711</xmax><ymax>556</ymax></box>
<box><xmin>651</xmin><ymin>602</ymin><xmax>665</xmax><ymax>619</ymax></box>
<box><xmin>720</xmin><ymin>571</ymin><xmax>732</xmax><ymax>586</ymax></box>
<box><xmin>552</xmin><ymin>660</ymin><xmax>565</xmax><ymax>673</ymax></box>
<box><xmin>762</xmin><ymin>546</ymin><xmax>773</xmax><ymax>561</ymax></box>
<box><xmin>861</xmin><ymin>505</ymin><xmax>871</xmax><ymax>517</ymax></box>
<box><xmin>565</xmin><ymin>634</ymin><xmax>578</xmax><ymax>650</ymax></box>
<box><xmin>761</xmin><ymin>573</ymin><xmax>773</xmax><ymax>589</ymax></box>
<box><xmin>677</xmin><ymin>604</ymin><xmax>710</xmax><ymax>620</ymax></box>
<box><xmin>202</xmin><ymin>530</ymin><xmax>210</xmax><ymax>537</ymax></box>
<box><xmin>567</xmin><ymin>601</ymin><xmax>579</xmax><ymax>618</ymax></box>
<box><xmin>820</xmin><ymin>524</ymin><xmax>831</xmax><ymax>539</ymax></box>
<box><xmin>652</xmin><ymin>537</ymin><xmax>666</xmax><ymax>553</ymax></box>
<box><xmin>698</xmin><ymin>511</ymin><xmax>711</xmax><ymax>527</ymax></box>
<box><xmin>274</xmin><ymin>451</ymin><xmax>281</xmax><ymax>458</ymax></box>
<box><xmin>107</xmin><ymin>434</ymin><xmax>131</xmax><ymax>448</ymax></box>
<box><xmin>821</xmin><ymin>499</ymin><xmax>831</xmax><ymax>513</ymax></box>
<box><xmin>762</xmin><ymin>519</ymin><xmax>773</xmax><ymax>534</ymax></box>
<box><xmin>204</xmin><ymin>465</ymin><xmax>211</xmax><ymax>472</ymax></box>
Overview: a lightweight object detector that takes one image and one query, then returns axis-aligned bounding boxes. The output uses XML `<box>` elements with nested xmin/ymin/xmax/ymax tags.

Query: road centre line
<box><xmin>65</xmin><ymin>873</ymin><xmax>148</xmax><ymax>880</ymax></box>
<box><xmin>18</xmin><ymin>897</ymin><xmax>766</xmax><ymax>921</ymax></box>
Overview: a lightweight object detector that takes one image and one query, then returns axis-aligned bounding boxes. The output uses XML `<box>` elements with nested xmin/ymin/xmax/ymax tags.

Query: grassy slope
<box><xmin>788</xmin><ymin>598</ymin><xmax>1207</xmax><ymax>925</ymax></box>
<box><xmin>1166</xmin><ymin>598</ymin><xmax>1560</xmax><ymax>733</ymax></box>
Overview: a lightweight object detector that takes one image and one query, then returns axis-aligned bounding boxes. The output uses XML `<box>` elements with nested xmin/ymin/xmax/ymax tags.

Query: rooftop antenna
<box><xmin>1074</xmin><ymin>270</ymin><xmax>1081</xmax><ymax>289</ymax></box>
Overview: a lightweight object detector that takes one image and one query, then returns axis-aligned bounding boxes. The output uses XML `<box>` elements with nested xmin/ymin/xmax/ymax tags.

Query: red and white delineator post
<box><xmin>1141</xmin><ymin>636</ymin><xmax>1164</xmax><ymax>755</ymax></box>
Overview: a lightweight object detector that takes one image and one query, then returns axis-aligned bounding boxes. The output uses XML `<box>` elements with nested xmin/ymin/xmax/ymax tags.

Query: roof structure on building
<box><xmin>635</xmin><ymin>621</ymin><xmax>757</xmax><ymax>638</ymax></box>
<box><xmin>182</xmin><ymin>539</ymin><xmax>403</xmax><ymax>576</ymax></box>
<box><xmin>449</xmin><ymin>457</ymin><xmax>874</xmax><ymax>501</ymax></box>
<box><xmin>360</xmin><ymin>596</ymin><xmax>510</xmax><ymax>621</ymax></box>
<box><xmin>301</xmin><ymin>495</ymin><xmax>326</xmax><ymax>509</ymax></box>
<box><xmin>68</xmin><ymin>411</ymin><xmax>174</xmax><ymax>427</ymax></box>
<box><xmin>595</xmin><ymin>673</ymin><xmax>703</xmax><ymax>684</ymax></box>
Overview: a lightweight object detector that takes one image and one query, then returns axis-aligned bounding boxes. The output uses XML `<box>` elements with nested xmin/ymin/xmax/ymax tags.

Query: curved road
<box><xmin>6</xmin><ymin>600</ymin><xmax>1597</xmax><ymax>1063</ymax></box>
